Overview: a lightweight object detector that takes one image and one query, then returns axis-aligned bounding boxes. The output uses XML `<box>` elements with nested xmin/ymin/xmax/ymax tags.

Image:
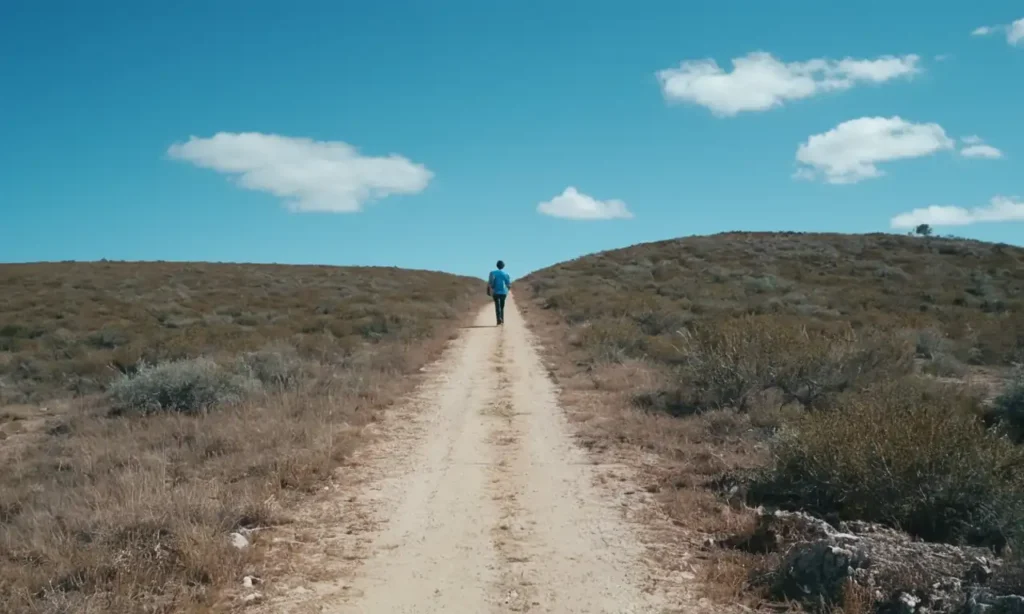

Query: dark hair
<box><xmin>496</xmin><ymin>260</ymin><xmax>505</xmax><ymax>269</ymax></box>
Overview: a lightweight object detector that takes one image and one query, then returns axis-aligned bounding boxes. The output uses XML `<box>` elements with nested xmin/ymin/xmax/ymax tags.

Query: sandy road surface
<box><xmin>263</xmin><ymin>296</ymin><xmax>678</xmax><ymax>613</ymax></box>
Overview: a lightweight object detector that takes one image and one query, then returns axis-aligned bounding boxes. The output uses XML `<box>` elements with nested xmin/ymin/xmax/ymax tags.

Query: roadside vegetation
<box><xmin>0</xmin><ymin>261</ymin><xmax>482</xmax><ymax>613</ymax></box>
<box><xmin>520</xmin><ymin>232</ymin><xmax>1024</xmax><ymax>612</ymax></box>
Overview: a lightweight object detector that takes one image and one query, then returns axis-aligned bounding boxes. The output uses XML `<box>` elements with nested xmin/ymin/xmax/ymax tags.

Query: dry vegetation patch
<box><xmin>520</xmin><ymin>232</ymin><xmax>1024</xmax><ymax>613</ymax></box>
<box><xmin>0</xmin><ymin>261</ymin><xmax>483</xmax><ymax>613</ymax></box>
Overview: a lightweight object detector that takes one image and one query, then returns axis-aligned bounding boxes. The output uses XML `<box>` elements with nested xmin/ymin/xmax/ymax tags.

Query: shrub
<box><xmin>238</xmin><ymin>346</ymin><xmax>306</xmax><ymax>390</ymax></box>
<box><xmin>910</xmin><ymin>327</ymin><xmax>950</xmax><ymax>359</ymax></box>
<box><xmin>992</xmin><ymin>370</ymin><xmax>1024</xmax><ymax>442</ymax></box>
<box><xmin>108</xmin><ymin>358</ymin><xmax>260</xmax><ymax>415</ymax></box>
<box><xmin>672</xmin><ymin>316</ymin><xmax>913</xmax><ymax>411</ymax></box>
<box><xmin>743</xmin><ymin>275</ymin><xmax>778</xmax><ymax>294</ymax></box>
<box><xmin>922</xmin><ymin>353</ymin><xmax>969</xmax><ymax>378</ymax></box>
<box><xmin>990</xmin><ymin>558</ymin><xmax>1024</xmax><ymax>596</ymax></box>
<box><xmin>522</xmin><ymin>233</ymin><xmax>1024</xmax><ymax>369</ymax></box>
<box><xmin>87</xmin><ymin>327</ymin><xmax>130</xmax><ymax>349</ymax></box>
<box><xmin>750</xmin><ymin>378</ymin><xmax>1024</xmax><ymax>550</ymax></box>
<box><xmin>572</xmin><ymin>319</ymin><xmax>646</xmax><ymax>364</ymax></box>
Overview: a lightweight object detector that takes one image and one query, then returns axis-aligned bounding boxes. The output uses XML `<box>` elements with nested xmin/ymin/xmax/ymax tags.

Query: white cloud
<box><xmin>971</xmin><ymin>18</ymin><xmax>1024</xmax><ymax>45</ymax></box>
<box><xmin>167</xmin><ymin>132</ymin><xmax>433</xmax><ymax>213</ymax></box>
<box><xmin>960</xmin><ymin>145</ymin><xmax>1004</xmax><ymax>159</ymax></box>
<box><xmin>958</xmin><ymin>136</ymin><xmax>1004</xmax><ymax>159</ymax></box>
<box><xmin>537</xmin><ymin>187</ymin><xmax>633</xmax><ymax>220</ymax></box>
<box><xmin>1010</xmin><ymin>18</ymin><xmax>1024</xmax><ymax>45</ymax></box>
<box><xmin>891</xmin><ymin>196</ymin><xmax>1024</xmax><ymax>228</ymax></box>
<box><xmin>795</xmin><ymin>116</ymin><xmax>954</xmax><ymax>184</ymax></box>
<box><xmin>656</xmin><ymin>52</ymin><xmax>920</xmax><ymax>116</ymax></box>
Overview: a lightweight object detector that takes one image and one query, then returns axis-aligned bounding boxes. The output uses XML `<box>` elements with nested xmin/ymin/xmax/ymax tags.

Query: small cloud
<box><xmin>891</xmin><ymin>196</ymin><xmax>1024</xmax><ymax>228</ymax></box>
<box><xmin>537</xmin><ymin>187</ymin><xmax>633</xmax><ymax>220</ymax></box>
<box><xmin>167</xmin><ymin>132</ymin><xmax>433</xmax><ymax>213</ymax></box>
<box><xmin>960</xmin><ymin>145</ymin><xmax>1004</xmax><ymax>159</ymax></box>
<box><xmin>656</xmin><ymin>52</ymin><xmax>920</xmax><ymax>117</ymax></box>
<box><xmin>792</xmin><ymin>167</ymin><xmax>817</xmax><ymax>182</ymax></box>
<box><xmin>795</xmin><ymin>116</ymin><xmax>954</xmax><ymax>184</ymax></box>
<box><xmin>959</xmin><ymin>139</ymin><xmax>1004</xmax><ymax>159</ymax></box>
<box><xmin>934</xmin><ymin>53</ymin><xmax>953</xmax><ymax>62</ymax></box>
<box><xmin>971</xmin><ymin>18</ymin><xmax>1024</xmax><ymax>46</ymax></box>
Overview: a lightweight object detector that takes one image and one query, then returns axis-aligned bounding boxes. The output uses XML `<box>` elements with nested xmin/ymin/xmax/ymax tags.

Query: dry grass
<box><xmin>519</xmin><ymin>231</ymin><xmax>1024</xmax><ymax>610</ymax></box>
<box><xmin>0</xmin><ymin>262</ymin><xmax>480</xmax><ymax>403</ymax></box>
<box><xmin>0</xmin><ymin>261</ymin><xmax>483</xmax><ymax>613</ymax></box>
<box><xmin>529</xmin><ymin>232</ymin><xmax>1024</xmax><ymax>366</ymax></box>
<box><xmin>992</xmin><ymin>369</ymin><xmax>1024</xmax><ymax>442</ymax></box>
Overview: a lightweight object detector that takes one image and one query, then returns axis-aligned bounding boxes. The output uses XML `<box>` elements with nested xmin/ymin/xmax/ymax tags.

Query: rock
<box><xmin>968</xmin><ymin>558</ymin><xmax>996</xmax><ymax>585</ymax></box>
<box><xmin>229</xmin><ymin>532</ymin><xmax>250</xmax><ymax>550</ymax></box>
<box><xmin>243</xmin><ymin>576</ymin><xmax>254</xmax><ymax>588</ymax></box>
<box><xmin>887</xmin><ymin>592</ymin><xmax>920</xmax><ymax>614</ymax></box>
<box><xmin>723</xmin><ymin>509</ymin><xmax>836</xmax><ymax>554</ymax></box>
<box><xmin>241</xmin><ymin>592</ymin><xmax>263</xmax><ymax>603</ymax></box>
<box><xmin>732</xmin><ymin>509</ymin><xmax>1024</xmax><ymax>613</ymax></box>
<box><xmin>773</xmin><ymin>541</ymin><xmax>868</xmax><ymax>602</ymax></box>
<box><xmin>965</xmin><ymin>588</ymin><xmax>998</xmax><ymax>614</ymax></box>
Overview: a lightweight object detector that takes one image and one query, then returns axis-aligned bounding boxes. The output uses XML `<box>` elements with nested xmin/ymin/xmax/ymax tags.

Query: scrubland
<box><xmin>0</xmin><ymin>261</ymin><xmax>482</xmax><ymax>613</ymax></box>
<box><xmin>520</xmin><ymin>232</ymin><xmax>1024</xmax><ymax>612</ymax></box>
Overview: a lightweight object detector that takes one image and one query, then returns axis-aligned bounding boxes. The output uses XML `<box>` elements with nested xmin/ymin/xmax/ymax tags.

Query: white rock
<box><xmin>230</xmin><ymin>532</ymin><xmax>250</xmax><ymax>549</ymax></box>
<box><xmin>243</xmin><ymin>576</ymin><xmax>254</xmax><ymax>588</ymax></box>
<box><xmin>241</xmin><ymin>592</ymin><xmax>263</xmax><ymax>602</ymax></box>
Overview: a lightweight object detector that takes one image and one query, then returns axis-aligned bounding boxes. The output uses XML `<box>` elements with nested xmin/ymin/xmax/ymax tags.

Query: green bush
<box><xmin>672</xmin><ymin>316</ymin><xmax>913</xmax><ymax>411</ymax></box>
<box><xmin>750</xmin><ymin>378</ymin><xmax>1024</xmax><ymax>550</ymax></box>
<box><xmin>992</xmin><ymin>370</ymin><xmax>1024</xmax><ymax>442</ymax></box>
<box><xmin>238</xmin><ymin>346</ymin><xmax>306</xmax><ymax>390</ymax></box>
<box><xmin>572</xmin><ymin>319</ymin><xmax>646</xmax><ymax>364</ymax></box>
<box><xmin>108</xmin><ymin>358</ymin><xmax>260</xmax><ymax>415</ymax></box>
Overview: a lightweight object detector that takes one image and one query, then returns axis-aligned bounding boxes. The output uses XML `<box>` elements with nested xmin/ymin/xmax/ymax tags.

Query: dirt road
<box><xmin>263</xmin><ymin>296</ymin><xmax>681</xmax><ymax>613</ymax></box>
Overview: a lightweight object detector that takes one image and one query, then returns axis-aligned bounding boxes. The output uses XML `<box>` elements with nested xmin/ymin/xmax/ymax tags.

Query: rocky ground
<box><xmin>719</xmin><ymin>509</ymin><xmax>1023</xmax><ymax>613</ymax></box>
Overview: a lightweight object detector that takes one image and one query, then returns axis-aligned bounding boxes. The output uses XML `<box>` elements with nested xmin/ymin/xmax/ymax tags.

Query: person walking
<box><xmin>487</xmin><ymin>260</ymin><xmax>511</xmax><ymax>325</ymax></box>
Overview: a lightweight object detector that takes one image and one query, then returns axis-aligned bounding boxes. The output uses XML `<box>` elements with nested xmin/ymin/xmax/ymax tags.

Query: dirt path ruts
<box><xmin>260</xmin><ymin>296</ymin><xmax>677</xmax><ymax>613</ymax></box>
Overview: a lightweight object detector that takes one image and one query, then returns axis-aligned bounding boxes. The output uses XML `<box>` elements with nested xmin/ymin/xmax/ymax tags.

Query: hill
<box><xmin>0</xmin><ymin>261</ymin><xmax>480</xmax><ymax>404</ymax></box>
<box><xmin>519</xmin><ymin>232</ymin><xmax>1024</xmax><ymax>612</ymax></box>
<box><xmin>525</xmin><ymin>232</ymin><xmax>1024</xmax><ymax>366</ymax></box>
<box><xmin>0</xmin><ymin>262</ymin><xmax>482</xmax><ymax>613</ymax></box>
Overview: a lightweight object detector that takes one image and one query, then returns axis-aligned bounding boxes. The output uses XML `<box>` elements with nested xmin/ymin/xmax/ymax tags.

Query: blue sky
<box><xmin>1</xmin><ymin>1</ymin><xmax>1021</xmax><ymax>278</ymax></box>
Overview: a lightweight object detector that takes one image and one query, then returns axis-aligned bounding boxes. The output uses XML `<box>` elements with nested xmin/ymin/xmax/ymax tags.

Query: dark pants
<box><xmin>492</xmin><ymin>293</ymin><xmax>507</xmax><ymax>324</ymax></box>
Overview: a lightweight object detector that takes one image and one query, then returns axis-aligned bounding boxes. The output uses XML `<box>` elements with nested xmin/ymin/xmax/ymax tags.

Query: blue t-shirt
<box><xmin>489</xmin><ymin>269</ymin><xmax>511</xmax><ymax>295</ymax></box>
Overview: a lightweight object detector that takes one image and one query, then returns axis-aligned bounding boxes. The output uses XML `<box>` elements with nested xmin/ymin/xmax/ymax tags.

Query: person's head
<box><xmin>496</xmin><ymin>260</ymin><xmax>505</xmax><ymax>270</ymax></box>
